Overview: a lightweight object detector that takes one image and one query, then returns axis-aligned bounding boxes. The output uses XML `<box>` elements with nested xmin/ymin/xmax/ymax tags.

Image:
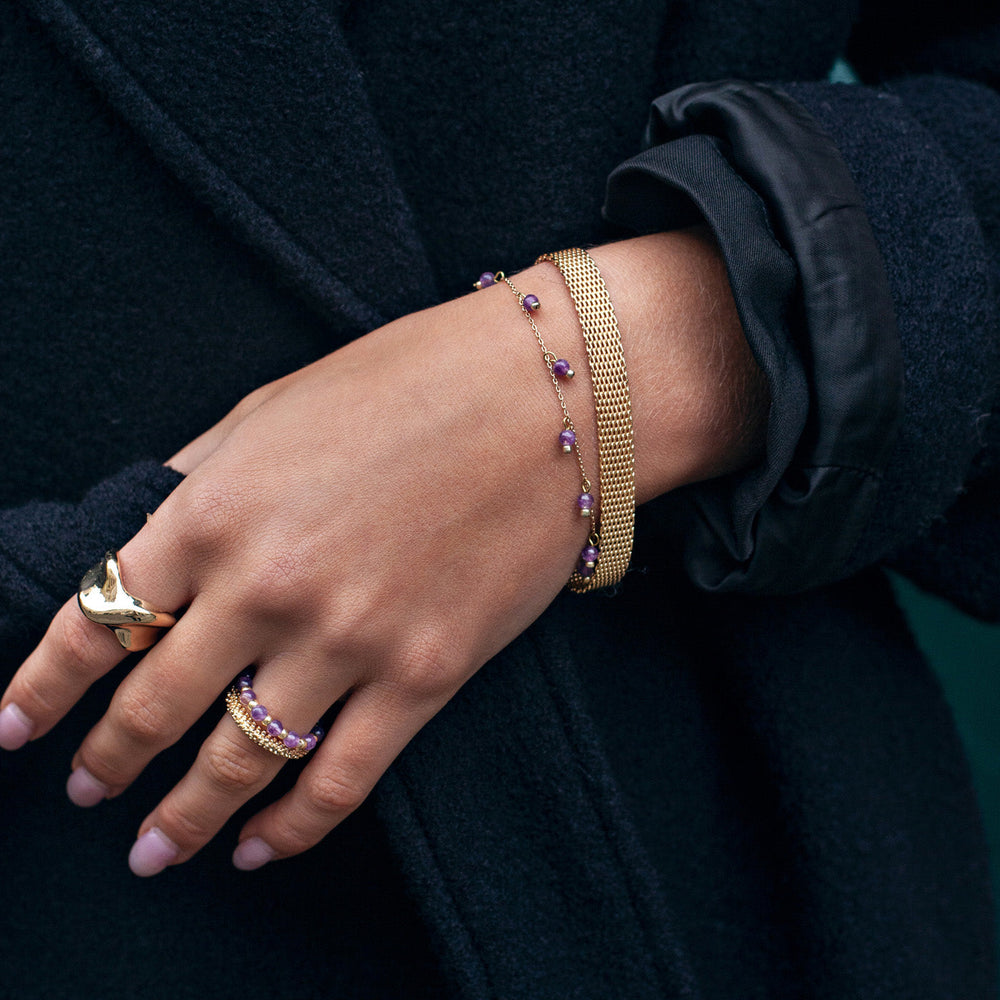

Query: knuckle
<box><xmin>392</xmin><ymin>629</ymin><xmax>455</xmax><ymax>701</ymax></box>
<box><xmin>156</xmin><ymin>801</ymin><xmax>220</xmax><ymax>847</ymax></box>
<box><xmin>200</xmin><ymin>738</ymin><xmax>268</xmax><ymax>796</ymax></box>
<box><xmin>16</xmin><ymin>669</ymin><xmax>65</xmax><ymax>719</ymax></box>
<box><xmin>112</xmin><ymin>686</ymin><xmax>167</xmax><ymax>747</ymax></box>
<box><xmin>175</xmin><ymin>482</ymin><xmax>250</xmax><ymax>552</ymax></box>
<box><xmin>269</xmin><ymin>812</ymin><xmax>323</xmax><ymax>856</ymax></box>
<box><xmin>59</xmin><ymin>609</ymin><xmax>117</xmax><ymax>678</ymax></box>
<box><xmin>303</xmin><ymin>766</ymin><xmax>369</xmax><ymax>817</ymax></box>
<box><xmin>242</xmin><ymin>549</ymin><xmax>309</xmax><ymax>612</ymax></box>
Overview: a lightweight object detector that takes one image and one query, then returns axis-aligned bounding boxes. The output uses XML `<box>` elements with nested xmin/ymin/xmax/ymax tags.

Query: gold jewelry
<box><xmin>536</xmin><ymin>248</ymin><xmax>635</xmax><ymax>590</ymax></box>
<box><xmin>225</xmin><ymin>676</ymin><xmax>323</xmax><ymax>760</ymax></box>
<box><xmin>500</xmin><ymin>275</ymin><xmax>594</xmax><ymax>502</ymax></box>
<box><xmin>474</xmin><ymin>270</ymin><xmax>602</xmax><ymax>588</ymax></box>
<box><xmin>78</xmin><ymin>551</ymin><xmax>176</xmax><ymax>651</ymax></box>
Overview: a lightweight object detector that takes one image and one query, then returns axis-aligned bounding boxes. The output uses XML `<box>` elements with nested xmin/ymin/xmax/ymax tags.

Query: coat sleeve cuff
<box><xmin>604</xmin><ymin>80</ymin><xmax>902</xmax><ymax>594</ymax></box>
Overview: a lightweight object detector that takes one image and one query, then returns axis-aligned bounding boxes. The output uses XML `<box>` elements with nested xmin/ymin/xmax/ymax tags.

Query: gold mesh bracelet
<box><xmin>536</xmin><ymin>247</ymin><xmax>635</xmax><ymax>591</ymax></box>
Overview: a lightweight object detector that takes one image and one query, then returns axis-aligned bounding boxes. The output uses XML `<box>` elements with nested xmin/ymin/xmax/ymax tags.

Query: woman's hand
<box><xmin>0</xmin><ymin>230</ymin><xmax>765</xmax><ymax>875</ymax></box>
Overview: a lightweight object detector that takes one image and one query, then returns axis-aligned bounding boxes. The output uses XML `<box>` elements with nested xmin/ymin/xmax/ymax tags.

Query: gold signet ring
<box><xmin>78</xmin><ymin>551</ymin><xmax>176</xmax><ymax>651</ymax></box>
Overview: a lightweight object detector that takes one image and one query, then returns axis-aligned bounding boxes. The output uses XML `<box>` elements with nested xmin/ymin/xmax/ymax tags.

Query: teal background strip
<box><xmin>891</xmin><ymin>572</ymin><xmax>1000</xmax><ymax>963</ymax></box>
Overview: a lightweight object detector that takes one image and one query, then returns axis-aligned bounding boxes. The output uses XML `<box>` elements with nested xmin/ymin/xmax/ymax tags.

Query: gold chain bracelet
<box><xmin>536</xmin><ymin>248</ymin><xmax>635</xmax><ymax>591</ymax></box>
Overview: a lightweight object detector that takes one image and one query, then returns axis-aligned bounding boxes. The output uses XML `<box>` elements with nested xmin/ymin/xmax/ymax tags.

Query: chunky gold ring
<box><xmin>78</xmin><ymin>551</ymin><xmax>176</xmax><ymax>651</ymax></box>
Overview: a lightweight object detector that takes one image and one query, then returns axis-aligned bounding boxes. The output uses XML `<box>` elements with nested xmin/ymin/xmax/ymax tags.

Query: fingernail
<box><xmin>0</xmin><ymin>703</ymin><xmax>34</xmax><ymax>751</ymax></box>
<box><xmin>66</xmin><ymin>766</ymin><xmax>110</xmax><ymax>808</ymax></box>
<box><xmin>128</xmin><ymin>827</ymin><xmax>179</xmax><ymax>877</ymax></box>
<box><xmin>233</xmin><ymin>836</ymin><xmax>276</xmax><ymax>872</ymax></box>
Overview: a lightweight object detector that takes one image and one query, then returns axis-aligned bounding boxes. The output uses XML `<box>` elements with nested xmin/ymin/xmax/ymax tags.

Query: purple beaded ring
<box><xmin>224</xmin><ymin>673</ymin><xmax>325</xmax><ymax>760</ymax></box>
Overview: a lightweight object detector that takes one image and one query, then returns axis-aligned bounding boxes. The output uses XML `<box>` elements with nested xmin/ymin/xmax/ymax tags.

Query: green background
<box><xmin>891</xmin><ymin>573</ymin><xmax>1000</xmax><ymax>958</ymax></box>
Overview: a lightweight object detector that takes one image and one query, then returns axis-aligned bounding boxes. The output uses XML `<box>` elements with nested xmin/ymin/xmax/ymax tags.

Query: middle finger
<box><xmin>68</xmin><ymin>595</ymin><xmax>259</xmax><ymax>801</ymax></box>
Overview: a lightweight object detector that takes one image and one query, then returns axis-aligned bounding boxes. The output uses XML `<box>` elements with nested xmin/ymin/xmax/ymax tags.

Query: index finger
<box><xmin>0</xmin><ymin>543</ymin><xmax>188</xmax><ymax>749</ymax></box>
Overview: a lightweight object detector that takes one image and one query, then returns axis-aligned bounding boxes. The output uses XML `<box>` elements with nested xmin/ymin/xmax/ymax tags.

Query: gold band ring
<box><xmin>225</xmin><ymin>676</ymin><xmax>324</xmax><ymax>760</ymax></box>
<box><xmin>78</xmin><ymin>551</ymin><xmax>176</xmax><ymax>651</ymax></box>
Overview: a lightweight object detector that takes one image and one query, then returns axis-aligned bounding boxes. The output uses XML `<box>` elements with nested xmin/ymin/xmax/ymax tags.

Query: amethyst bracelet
<box><xmin>474</xmin><ymin>270</ymin><xmax>602</xmax><ymax>583</ymax></box>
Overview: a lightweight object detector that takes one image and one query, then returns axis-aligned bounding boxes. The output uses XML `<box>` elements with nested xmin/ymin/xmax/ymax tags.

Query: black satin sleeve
<box><xmin>604</xmin><ymin>80</ymin><xmax>903</xmax><ymax>594</ymax></box>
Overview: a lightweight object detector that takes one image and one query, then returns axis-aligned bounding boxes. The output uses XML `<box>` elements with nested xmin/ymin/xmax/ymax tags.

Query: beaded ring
<box><xmin>475</xmin><ymin>270</ymin><xmax>602</xmax><ymax>586</ymax></box>
<box><xmin>225</xmin><ymin>673</ymin><xmax>325</xmax><ymax>760</ymax></box>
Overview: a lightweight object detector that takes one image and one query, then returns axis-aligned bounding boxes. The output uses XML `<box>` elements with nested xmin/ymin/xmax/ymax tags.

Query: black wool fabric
<box><xmin>1</xmin><ymin>0</ymin><xmax>998</xmax><ymax>997</ymax></box>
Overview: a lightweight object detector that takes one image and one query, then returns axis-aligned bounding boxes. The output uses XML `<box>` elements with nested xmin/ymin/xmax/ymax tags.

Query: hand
<box><xmin>0</xmin><ymin>231</ymin><xmax>765</xmax><ymax>875</ymax></box>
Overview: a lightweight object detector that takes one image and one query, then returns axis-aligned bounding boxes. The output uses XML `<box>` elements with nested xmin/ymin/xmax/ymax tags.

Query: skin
<box><xmin>0</xmin><ymin>228</ymin><xmax>768</xmax><ymax>874</ymax></box>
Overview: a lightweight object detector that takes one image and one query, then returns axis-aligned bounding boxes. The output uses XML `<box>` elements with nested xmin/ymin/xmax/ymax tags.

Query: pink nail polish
<box><xmin>0</xmin><ymin>703</ymin><xmax>34</xmax><ymax>751</ymax></box>
<box><xmin>66</xmin><ymin>766</ymin><xmax>110</xmax><ymax>808</ymax></box>
<box><xmin>233</xmin><ymin>836</ymin><xmax>276</xmax><ymax>871</ymax></box>
<box><xmin>128</xmin><ymin>827</ymin><xmax>179</xmax><ymax>877</ymax></box>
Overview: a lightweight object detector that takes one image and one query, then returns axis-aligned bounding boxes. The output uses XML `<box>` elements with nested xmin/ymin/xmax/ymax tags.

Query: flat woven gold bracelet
<box><xmin>536</xmin><ymin>248</ymin><xmax>635</xmax><ymax>591</ymax></box>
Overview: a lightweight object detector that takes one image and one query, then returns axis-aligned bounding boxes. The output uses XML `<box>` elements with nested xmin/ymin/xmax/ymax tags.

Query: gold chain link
<box><xmin>500</xmin><ymin>275</ymin><xmax>592</xmax><ymax>495</ymax></box>
<box><xmin>536</xmin><ymin>248</ymin><xmax>635</xmax><ymax>591</ymax></box>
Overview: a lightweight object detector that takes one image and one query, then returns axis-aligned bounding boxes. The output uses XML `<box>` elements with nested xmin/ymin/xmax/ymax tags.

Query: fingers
<box><xmin>66</xmin><ymin>599</ymin><xmax>259</xmax><ymax>800</ymax></box>
<box><xmin>129</xmin><ymin>665</ymin><xmax>347</xmax><ymax>876</ymax></box>
<box><xmin>0</xmin><ymin>598</ymin><xmax>126</xmax><ymax>749</ymax></box>
<box><xmin>0</xmin><ymin>538</ymin><xmax>192</xmax><ymax>749</ymax></box>
<box><xmin>230</xmin><ymin>680</ymin><xmax>448</xmax><ymax>871</ymax></box>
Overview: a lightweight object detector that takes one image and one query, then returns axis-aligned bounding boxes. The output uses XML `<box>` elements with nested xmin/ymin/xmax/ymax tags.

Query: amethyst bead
<box><xmin>238</xmin><ymin>674</ymin><xmax>253</xmax><ymax>689</ymax></box>
<box><xmin>577</xmin><ymin>493</ymin><xmax>595</xmax><ymax>515</ymax></box>
<box><xmin>559</xmin><ymin>429</ymin><xmax>576</xmax><ymax>452</ymax></box>
<box><xmin>581</xmin><ymin>545</ymin><xmax>599</xmax><ymax>565</ymax></box>
<box><xmin>475</xmin><ymin>271</ymin><xmax>495</xmax><ymax>289</ymax></box>
<box><xmin>239</xmin><ymin>688</ymin><xmax>256</xmax><ymax>705</ymax></box>
<box><xmin>304</xmin><ymin>733</ymin><xmax>318</xmax><ymax>751</ymax></box>
<box><xmin>579</xmin><ymin>563</ymin><xmax>595</xmax><ymax>578</ymax></box>
<box><xmin>250</xmin><ymin>704</ymin><xmax>268</xmax><ymax>722</ymax></box>
<box><xmin>267</xmin><ymin>719</ymin><xmax>283</xmax><ymax>737</ymax></box>
<box><xmin>283</xmin><ymin>731</ymin><xmax>300</xmax><ymax>749</ymax></box>
<box><xmin>522</xmin><ymin>293</ymin><xmax>540</xmax><ymax>311</ymax></box>
<box><xmin>312</xmin><ymin>726</ymin><xmax>325</xmax><ymax>742</ymax></box>
<box><xmin>552</xmin><ymin>358</ymin><xmax>574</xmax><ymax>379</ymax></box>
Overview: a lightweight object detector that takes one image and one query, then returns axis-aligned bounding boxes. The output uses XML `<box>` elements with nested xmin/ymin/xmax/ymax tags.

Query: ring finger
<box><xmin>127</xmin><ymin>658</ymin><xmax>345</xmax><ymax>876</ymax></box>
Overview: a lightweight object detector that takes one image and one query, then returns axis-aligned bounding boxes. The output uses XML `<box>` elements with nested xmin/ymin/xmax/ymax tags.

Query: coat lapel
<box><xmin>18</xmin><ymin>0</ymin><xmax>439</xmax><ymax>333</ymax></box>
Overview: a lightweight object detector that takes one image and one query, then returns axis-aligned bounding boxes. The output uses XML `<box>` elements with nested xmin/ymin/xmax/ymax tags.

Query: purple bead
<box><xmin>552</xmin><ymin>358</ymin><xmax>573</xmax><ymax>378</ymax></box>
<box><xmin>476</xmin><ymin>271</ymin><xmax>495</xmax><ymax>289</ymax></box>
<box><xmin>267</xmin><ymin>719</ymin><xmax>283</xmax><ymax>737</ymax></box>
<box><xmin>522</xmin><ymin>293</ymin><xmax>540</xmax><ymax>311</ymax></box>
<box><xmin>577</xmin><ymin>492</ymin><xmax>595</xmax><ymax>511</ymax></box>
<box><xmin>558</xmin><ymin>429</ymin><xmax>576</xmax><ymax>451</ymax></box>
<box><xmin>283</xmin><ymin>731</ymin><xmax>300</xmax><ymax>749</ymax></box>
<box><xmin>238</xmin><ymin>674</ymin><xmax>253</xmax><ymax>689</ymax></box>
<box><xmin>239</xmin><ymin>688</ymin><xmax>255</xmax><ymax>705</ymax></box>
<box><xmin>303</xmin><ymin>733</ymin><xmax>318</xmax><ymax>751</ymax></box>
<box><xmin>312</xmin><ymin>726</ymin><xmax>325</xmax><ymax>742</ymax></box>
<box><xmin>250</xmin><ymin>704</ymin><xmax>268</xmax><ymax>722</ymax></box>
<box><xmin>579</xmin><ymin>563</ymin><xmax>595</xmax><ymax>578</ymax></box>
<box><xmin>581</xmin><ymin>545</ymin><xmax>599</xmax><ymax>563</ymax></box>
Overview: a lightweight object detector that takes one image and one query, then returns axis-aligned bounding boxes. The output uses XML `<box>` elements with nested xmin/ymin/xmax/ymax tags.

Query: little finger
<box><xmin>231</xmin><ymin>679</ymin><xmax>451</xmax><ymax>869</ymax></box>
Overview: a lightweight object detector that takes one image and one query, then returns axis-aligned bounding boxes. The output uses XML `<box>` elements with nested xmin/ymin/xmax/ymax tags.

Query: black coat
<box><xmin>1</xmin><ymin>1</ymin><xmax>998</xmax><ymax>997</ymax></box>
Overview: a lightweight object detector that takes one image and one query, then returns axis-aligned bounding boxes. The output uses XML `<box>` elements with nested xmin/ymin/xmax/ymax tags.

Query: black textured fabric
<box><xmin>1</xmin><ymin>0</ymin><xmax>997</xmax><ymax>997</ymax></box>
